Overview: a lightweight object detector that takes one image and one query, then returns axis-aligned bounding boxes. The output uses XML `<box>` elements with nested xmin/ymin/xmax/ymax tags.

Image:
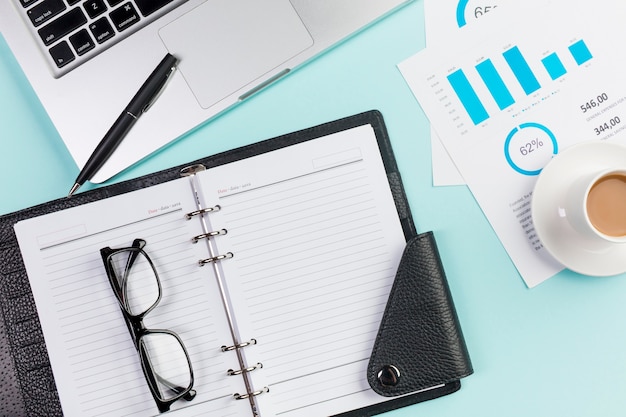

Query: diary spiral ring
<box><xmin>227</xmin><ymin>362</ymin><xmax>263</xmax><ymax>376</ymax></box>
<box><xmin>192</xmin><ymin>229</ymin><xmax>227</xmax><ymax>243</ymax></box>
<box><xmin>234</xmin><ymin>387</ymin><xmax>269</xmax><ymax>400</ymax></box>
<box><xmin>198</xmin><ymin>252</ymin><xmax>233</xmax><ymax>266</ymax></box>
<box><xmin>221</xmin><ymin>338</ymin><xmax>257</xmax><ymax>352</ymax></box>
<box><xmin>185</xmin><ymin>205</ymin><xmax>221</xmax><ymax>219</ymax></box>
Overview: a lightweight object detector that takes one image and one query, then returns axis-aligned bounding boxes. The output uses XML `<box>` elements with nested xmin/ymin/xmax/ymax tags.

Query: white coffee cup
<box><xmin>564</xmin><ymin>168</ymin><xmax>626</xmax><ymax>244</ymax></box>
<box><xmin>532</xmin><ymin>141</ymin><xmax>626</xmax><ymax>276</ymax></box>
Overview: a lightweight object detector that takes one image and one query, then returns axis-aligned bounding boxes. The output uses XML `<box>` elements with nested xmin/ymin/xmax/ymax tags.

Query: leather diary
<box><xmin>0</xmin><ymin>110</ymin><xmax>471</xmax><ymax>416</ymax></box>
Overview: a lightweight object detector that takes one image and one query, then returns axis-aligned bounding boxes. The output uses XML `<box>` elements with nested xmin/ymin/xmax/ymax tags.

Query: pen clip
<box><xmin>142</xmin><ymin>63</ymin><xmax>178</xmax><ymax>113</ymax></box>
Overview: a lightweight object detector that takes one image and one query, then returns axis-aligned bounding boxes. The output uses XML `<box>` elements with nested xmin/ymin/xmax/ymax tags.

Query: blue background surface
<box><xmin>2</xmin><ymin>1</ymin><xmax>626</xmax><ymax>415</ymax></box>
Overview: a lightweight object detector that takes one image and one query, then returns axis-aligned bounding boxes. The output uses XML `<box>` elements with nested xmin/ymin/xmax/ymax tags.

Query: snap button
<box><xmin>377</xmin><ymin>365</ymin><xmax>400</xmax><ymax>387</ymax></box>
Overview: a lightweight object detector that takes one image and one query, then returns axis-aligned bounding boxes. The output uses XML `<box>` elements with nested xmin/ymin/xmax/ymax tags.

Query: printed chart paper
<box><xmin>400</xmin><ymin>0</ymin><xmax>626</xmax><ymax>287</ymax></box>
<box><xmin>423</xmin><ymin>0</ymin><xmax>508</xmax><ymax>186</ymax></box>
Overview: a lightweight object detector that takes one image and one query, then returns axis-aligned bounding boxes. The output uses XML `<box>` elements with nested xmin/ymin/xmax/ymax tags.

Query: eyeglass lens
<box><xmin>140</xmin><ymin>332</ymin><xmax>194</xmax><ymax>402</ymax></box>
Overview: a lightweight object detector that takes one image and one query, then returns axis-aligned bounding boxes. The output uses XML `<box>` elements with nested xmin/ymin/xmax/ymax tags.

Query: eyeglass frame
<box><xmin>100</xmin><ymin>238</ymin><xmax>196</xmax><ymax>413</ymax></box>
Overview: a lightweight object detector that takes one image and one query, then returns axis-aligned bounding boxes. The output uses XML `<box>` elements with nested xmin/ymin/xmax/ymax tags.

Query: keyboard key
<box><xmin>134</xmin><ymin>0</ymin><xmax>174</xmax><ymax>17</ymax></box>
<box><xmin>109</xmin><ymin>3</ymin><xmax>140</xmax><ymax>32</ymax></box>
<box><xmin>49</xmin><ymin>41</ymin><xmax>75</xmax><ymax>68</ymax></box>
<box><xmin>89</xmin><ymin>17</ymin><xmax>115</xmax><ymax>44</ymax></box>
<box><xmin>20</xmin><ymin>0</ymin><xmax>39</xmax><ymax>7</ymax></box>
<box><xmin>67</xmin><ymin>0</ymin><xmax>81</xmax><ymax>5</ymax></box>
<box><xmin>27</xmin><ymin>0</ymin><xmax>66</xmax><ymax>27</ymax></box>
<box><xmin>69</xmin><ymin>29</ymin><xmax>95</xmax><ymax>56</ymax></box>
<box><xmin>83</xmin><ymin>0</ymin><xmax>107</xmax><ymax>19</ymax></box>
<box><xmin>106</xmin><ymin>0</ymin><xmax>124</xmax><ymax>6</ymax></box>
<box><xmin>38</xmin><ymin>8</ymin><xmax>87</xmax><ymax>46</ymax></box>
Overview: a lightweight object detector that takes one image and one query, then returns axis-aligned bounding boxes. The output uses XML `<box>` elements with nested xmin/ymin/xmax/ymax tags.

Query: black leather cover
<box><xmin>0</xmin><ymin>110</ymin><xmax>469</xmax><ymax>416</ymax></box>
<box><xmin>366</xmin><ymin>232</ymin><xmax>473</xmax><ymax>399</ymax></box>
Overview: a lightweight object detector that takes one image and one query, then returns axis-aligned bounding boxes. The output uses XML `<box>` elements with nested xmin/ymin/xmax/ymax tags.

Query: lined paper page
<box><xmin>197</xmin><ymin>125</ymin><xmax>409</xmax><ymax>416</ymax></box>
<box><xmin>15</xmin><ymin>179</ymin><xmax>251</xmax><ymax>417</ymax></box>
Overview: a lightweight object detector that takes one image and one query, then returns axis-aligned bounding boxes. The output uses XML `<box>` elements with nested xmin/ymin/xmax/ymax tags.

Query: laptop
<box><xmin>0</xmin><ymin>0</ymin><xmax>412</xmax><ymax>183</ymax></box>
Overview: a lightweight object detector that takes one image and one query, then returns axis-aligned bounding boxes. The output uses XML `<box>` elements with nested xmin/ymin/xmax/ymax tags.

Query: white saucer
<box><xmin>532</xmin><ymin>141</ymin><xmax>626</xmax><ymax>276</ymax></box>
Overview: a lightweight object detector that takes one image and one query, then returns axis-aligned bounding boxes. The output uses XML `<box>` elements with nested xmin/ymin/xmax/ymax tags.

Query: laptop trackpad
<box><xmin>158</xmin><ymin>0</ymin><xmax>313</xmax><ymax>109</ymax></box>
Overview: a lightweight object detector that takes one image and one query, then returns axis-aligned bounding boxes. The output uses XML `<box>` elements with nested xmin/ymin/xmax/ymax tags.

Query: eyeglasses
<box><xmin>100</xmin><ymin>238</ymin><xmax>196</xmax><ymax>413</ymax></box>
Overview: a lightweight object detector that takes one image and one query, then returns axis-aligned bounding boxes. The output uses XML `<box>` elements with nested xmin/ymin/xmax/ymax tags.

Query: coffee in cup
<box><xmin>586</xmin><ymin>172</ymin><xmax>626</xmax><ymax>238</ymax></box>
<box><xmin>566</xmin><ymin>168</ymin><xmax>626</xmax><ymax>244</ymax></box>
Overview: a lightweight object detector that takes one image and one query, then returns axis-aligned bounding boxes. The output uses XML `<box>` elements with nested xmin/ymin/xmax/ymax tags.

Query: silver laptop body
<box><xmin>0</xmin><ymin>0</ymin><xmax>412</xmax><ymax>183</ymax></box>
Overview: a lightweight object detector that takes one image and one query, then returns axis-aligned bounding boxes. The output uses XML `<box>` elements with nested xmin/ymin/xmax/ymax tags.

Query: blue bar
<box><xmin>447</xmin><ymin>69</ymin><xmax>489</xmax><ymax>125</ymax></box>
<box><xmin>502</xmin><ymin>46</ymin><xmax>541</xmax><ymax>95</ymax></box>
<box><xmin>475</xmin><ymin>59</ymin><xmax>515</xmax><ymax>110</ymax></box>
<box><xmin>541</xmin><ymin>53</ymin><xmax>567</xmax><ymax>80</ymax></box>
<box><xmin>569</xmin><ymin>39</ymin><xmax>593</xmax><ymax>65</ymax></box>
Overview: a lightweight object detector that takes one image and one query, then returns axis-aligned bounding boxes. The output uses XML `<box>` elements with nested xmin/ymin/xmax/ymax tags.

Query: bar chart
<box><xmin>447</xmin><ymin>39</ymin><xmax>593</xmax><ymax>125</ymax></box>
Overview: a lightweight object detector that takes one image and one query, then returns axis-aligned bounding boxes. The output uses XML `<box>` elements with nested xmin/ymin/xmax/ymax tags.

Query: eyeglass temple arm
<box><xmin>123</xmin><ymin>239</ymin><xmax>147</xmax><ymax>281</ymax></box>
<box><xmin>153</xmin><ymin>371</ymin><xmax>197</xmax><ymax>401</ymax></box>
<box><xmin>99</xmin><ymin>238</ymin><xmax>147</xmax><ymax>285</ymax></box>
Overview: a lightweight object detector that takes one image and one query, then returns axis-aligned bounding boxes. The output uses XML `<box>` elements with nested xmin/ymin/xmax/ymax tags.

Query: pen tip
<box><xmin>68</xmin><ymin>183</ymin><xmax>81</xmax><ymax>197</ymax></box>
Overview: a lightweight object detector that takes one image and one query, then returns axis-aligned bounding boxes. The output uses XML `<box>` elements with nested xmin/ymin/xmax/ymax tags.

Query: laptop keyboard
<box><xmin>15</xmin><ymin>0</ymin><xmax>188</xmax><ymax>77</ymax></box>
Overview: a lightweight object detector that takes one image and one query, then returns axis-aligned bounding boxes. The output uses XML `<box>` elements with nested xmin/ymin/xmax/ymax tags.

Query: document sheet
<box><xmin>400</xmin><ymin>0</ymin><xmax>626</xmax><ymax>287</ymax></box>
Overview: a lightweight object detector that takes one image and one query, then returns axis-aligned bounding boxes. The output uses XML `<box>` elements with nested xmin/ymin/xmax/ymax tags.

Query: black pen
<box><xmin>68</xmin><ymin>53</ymin><xmax>179</xmax><ymax>197</ymax></box>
